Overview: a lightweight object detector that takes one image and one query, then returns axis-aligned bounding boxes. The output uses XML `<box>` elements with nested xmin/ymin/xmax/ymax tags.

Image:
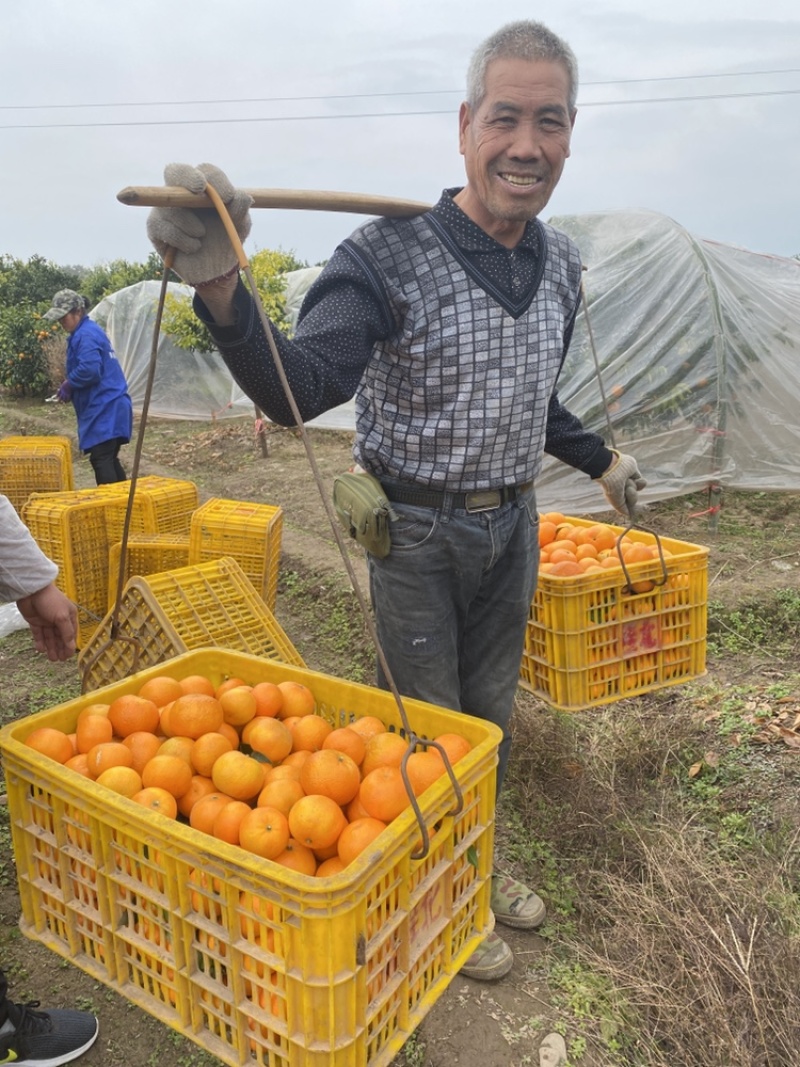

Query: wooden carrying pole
<box><xmin>117</xmin><ymin>186</ymin><xmax>431</xmax><ymax>217</ymax></box>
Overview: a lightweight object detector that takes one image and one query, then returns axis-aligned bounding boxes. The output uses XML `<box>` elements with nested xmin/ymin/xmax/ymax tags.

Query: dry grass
<box><xmin>504</xmin><ymin>682</ymin><xmax>800</xmax><ymax>1066</ymax></box>
<box><xmin>41</xmin><ymin>332</ymin><xmax>67</xmax><ymax>390</ymax></box>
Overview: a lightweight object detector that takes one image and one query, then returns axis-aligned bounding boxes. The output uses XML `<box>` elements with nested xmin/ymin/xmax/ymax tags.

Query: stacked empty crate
<box><xmin>520</xmin><ymin>517</ymin><xmax>709</xmax><ymax>711</ymax></box>
<box><xmin>22</xmin><ymin>477</ymin><xmax>199</xmax><ymax>648</ymax></box>
<box><xmin>0</xmin><ymin>648</ymin><xmax>501</xmax><ymax>1067</ymax></box>
<box><xmin>80</xmin><ymin>557</ymin><xmax>305</xmax><ymax>692</ymax></box>
<box><xmin>0</xmin><ymin>435</ymin><xmax>74</xmax><ymax>512</ymax></box>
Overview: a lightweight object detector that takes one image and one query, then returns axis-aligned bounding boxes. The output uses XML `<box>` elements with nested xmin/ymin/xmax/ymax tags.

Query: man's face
<box><xmin>456</xmin><ymin>57</ymin><xmax>576</xmax><ymax>246</ymax></box>
<box><xmin>58</xmin><ymin>310</ymin><xmax>80</xmax><ymax>333</ymax></box>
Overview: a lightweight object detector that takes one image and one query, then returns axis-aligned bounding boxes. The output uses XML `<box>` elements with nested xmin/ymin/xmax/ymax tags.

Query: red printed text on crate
<box><xmin>621</xmin><ymin>617</ymin><xmax>662</xmax><ymax>658</ymax></box>
<box><xmin>409</xmin><ymin>876</ymin><xmax>448</xmax><ymax>956</ymax></box>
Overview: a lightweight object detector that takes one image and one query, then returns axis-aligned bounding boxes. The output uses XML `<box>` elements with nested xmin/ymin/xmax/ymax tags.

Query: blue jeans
<box><xmin>368</xmin><ymin>484</ymin><xmax>539</xmax><ymax>796</ymax></box>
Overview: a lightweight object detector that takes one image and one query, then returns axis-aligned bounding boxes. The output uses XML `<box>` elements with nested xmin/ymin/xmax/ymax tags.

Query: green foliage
<box><xmin>0</xmin><ymin>307</ymin><xmax>60</xmax><ymax>395</ymax></box>
<box><xmin>0</xmin><ymin>253</ymin><xmax>81</xmax><ymax>307</ymax></box>
<box><xmin>161</xmin><ymin>247</ymin><xmax>306</xmax><ymax>354</ymax></box>
<box><xmin>80</xmin><ymin>252</ymin><xmax>164</xmax><ymax>305</ymax></box>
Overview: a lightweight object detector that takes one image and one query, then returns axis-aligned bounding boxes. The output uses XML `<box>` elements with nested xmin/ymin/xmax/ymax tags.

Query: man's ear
<box><xmin>458</xmin><ymin>101</ymin><xmax>471</xmax><ymax>156</ymax></box>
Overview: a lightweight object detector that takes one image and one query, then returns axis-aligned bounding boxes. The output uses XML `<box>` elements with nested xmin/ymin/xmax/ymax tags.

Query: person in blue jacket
<box><xmin>43</xmin><ymin>289</ymin><xmax>132</xmax><ymax>484</ymax></box>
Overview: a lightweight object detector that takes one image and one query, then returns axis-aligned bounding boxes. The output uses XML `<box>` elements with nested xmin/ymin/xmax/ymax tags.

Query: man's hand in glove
<box><xmin>146</xmin><ymin>163</ymin><xmax>253</xmax><ymax>319</ymax></box>
<box><xmin>599</xmin><ymin>450</ymin><xmax>647</xmax><ymax>519</ymax></box>
<box><xmin>57</xmin><ymin>380</ymin><xmax>72</xmax><ymax>403</ymax></box>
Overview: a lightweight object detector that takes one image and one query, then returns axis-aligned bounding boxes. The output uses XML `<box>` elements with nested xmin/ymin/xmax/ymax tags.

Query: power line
<box><xmin>1</xmin><ymin>67</ymin><xmax>799</xmax><ymax>113</ymax></box>
<box><xmin>0</xmin><ymin>86</ymin><xmax>798</xmax><ymax>131</ymax></box>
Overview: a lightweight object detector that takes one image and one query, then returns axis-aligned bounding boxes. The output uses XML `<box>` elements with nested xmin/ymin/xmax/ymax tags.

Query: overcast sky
<box><xmin>3</xmin><ymin>1</ymin><xmax>799</xmax><ymax>272</ymax></box>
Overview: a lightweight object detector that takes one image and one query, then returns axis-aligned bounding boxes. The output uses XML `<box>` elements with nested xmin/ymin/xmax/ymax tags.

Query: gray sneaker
<box><xmin>0</xmin><ymin>999</ymin><xmax>99</xmax><ymax>1066</ymax></box>
<box><xmin>491</xmin><ymin>874</ymin><xmax>546</xmax><ymax>930</ymax></box>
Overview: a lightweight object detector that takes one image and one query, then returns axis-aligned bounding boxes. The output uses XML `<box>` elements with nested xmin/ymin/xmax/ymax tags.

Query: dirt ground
<box><xmin>1</xmin><ymin>397</ymin><xmax>799</xmax><ymax>1067</ymax></box>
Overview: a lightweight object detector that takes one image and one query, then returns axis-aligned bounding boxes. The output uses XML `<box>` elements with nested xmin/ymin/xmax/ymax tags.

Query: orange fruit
<box><xmin>405</xmin><ymin>750</ymin><xmax>445</xmax><ymax>795</ymax></box>
<box><xmin>217</xmin><ymin>721</ymin><xmax>240</xmax><ymax>749</ymax></box>
<box><xmin>272</xmin><ymin>838</ymin><xmax>317</xmax><ymax>876</ymax></box>
<box><xmin>238</xmin><ymin>805</ymin><xmax>291</xmax><ymax>859</ymax></box>
<box><xmin>434</xmin><ymin>732</ymin><xmax>471</xmax><ymax>767</ymax></box>
<box><xmin>131</xmin><ymin>786</ymin><xmax>178</xmax><ymax>818</ymax></box>
<box><xmin>190</xmin><ymin>732</ymin><xmax>233</xmax><ymax>777</ymax></box>
<box><xmin>275</xmin><ymin>681</ymin><xmax>315</xmax><ymax>718</ymax></box>
<box><xmin>246</xmin><ymin>718</ymin><xmax>293</xmax><ymax>764</ymax></box>
<box><xmin>212</xmin><ymin>799</ymin><xmax>253</xmax><ymax>846</ymax></box>
<box><xmin>290</xmin><ymin>713</ymin><xmax>333</xmax><ymax>753</ymax></box>
<box><xmin>96</xmin><ymin>765</ymin><xmax>143</xmax><ymax>798</ymax></box>
<box><xmin>257</xmin><ymin>777</ymin><xmax>305</xmax><ymax>816</ymax></box>
<box><xmin>122</xmin><ymin>730</ymin><xmax>163</xmax><ymax>775</ymax></box>
<box><xmin>345</xmin><ymin>792</ymin><xmax>371</xmax><ymax>822</ymax></box>
<box><xmin>211</xmin><ymin>750</ymin><xmax>265</xmax><ymax>801</ymax></box>
<box><xmin>76</xmin><ymin>713</ymin><xmax>114</xmax><ymax>753</ymax></box>
<box><xmin>360</xmin><ymin>731</ymin><xmax>410</xmax><ymax>777</ymax></box>
<box><xmin>263</xmin><ymin>762</ymin><xmax>302</xmax><ymax>785</ymax></box>
<box><xmin>585</xmin><ymin>524</ymin><xmax>616</xmax><ymax>551</ymax></box>
<box><xmin>215</xmin><ymin>676</ymin><xmax>247</xmax><ymax>699</ymax></box>
<box><xmin>538</xmin><ymin>520</ymin><xmax>557</xmax><ymax>547</ymax></box>
<box><xmin>158</xmin><ymin>736</ymin><xmax>195</xmax><ymax>763</ymax></box>
<box><xmin>86</xmin><ymin>741</ymin><xmax>135</xmax><ymax>779</ymax></box>
<box><xmin>347</xmin><ymin>716</ymin><xmax>387</xmax><ymax>742</ymax></box>
<box><xmin>24</xmin><ymin>727</ymin><xmax>76</xmax><ymax>765</ymax></box>
<box><xmin>282</xmin><ymin>749</ymin><xmax>311</xmax><ymax>769</ymax></box>
<box><xmin>64</xmin><ymin>753</ymin><xmax>91</xmax><ymax>777</ymax></box>
<box><xmin>575</xmin><ymin>543</ymin><xmax>599</xmax><ymax>561</ymax></box>
<box><xmin>108</xmin><ymin>694</ymin><xmax>160</xmax><ymax>738</ymax></box>
<box><xmin>288</xmin><ymin>794</ymin><xmax>347</xmax><ymax>851</ymax></box>
<box><xmin>189</xmin><ymin>791</ymin><xmax>234</xmax><ymax>834</ymax></box>
<box><xmin>77</xmin><ymin>702</ymin><xmax>110</xmax><ymax>720</ymax></box>
<box><xmin>251</xmin><ymin>681</ymin><xmax>283</xmax><ymax>718</ymax></box>
<box><xmin>359</xmin><ymin>767</ymin><xmax>412</xmax><ymax>823</ymax></box>
<box><xmin>178</xmin><ymin>674</ymin><xmax>217</xmax><ymax>697</ymax></box>
<box><xmin>541</xmin><ymin>511</ymin><xmax>565</xmax><ymax>526</ymax></box>
<box><xmin>337</xmin><ymin>817</ymin><xmax>388</xmax><ymax>866</ymax></box>
<box><xmin>315</xmin><ymin>856</ymin><xmax>346</xmax><ymax>877</ymax></box>
<box><xmin>176</xmin><ymin>775</ymin><xmax>217</xmax><ymax>818</ymax></box>
<box><xmin>312</xmin><ymin>839</ymin><xmax>341</xmax><ymax>862</ymax></box>
<box><xmin>168</xmin><ymin>693</ymin><xmax>224</xmax><ymax>739</ymax></box>
<box><xmin>219</xmin><ymin>685</ymin><xmax>258</xmax><ymax>727</ymax></box>
<box><xmin>322</xmin><ymin>727</ymin><xmax>366</xmax><ymax>766</ymax></box>
<box><xmin>548</xmin><ymin>560</ymin><xmax>583</xmax><ymax>577</ymax></box>
<box><xmin>141</xmin><ymin>753</ymin><xmax>193</xmax><ymax>798</ymax></box>
<box><xmin>299</xmin><ymin>750</ymin><xmax>361</xmax><ymax>805</ymax></box>
<box><xmin>137</xmin><ymin>675</ymin><xmax>183</xmax><ymax>708</ymax></box>
<box><xmin>549</xmin><ymin>547</ymin><xmax>577</xmax><ymax>565</ymax></box>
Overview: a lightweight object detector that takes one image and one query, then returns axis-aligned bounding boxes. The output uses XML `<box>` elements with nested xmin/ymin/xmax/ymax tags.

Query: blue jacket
<box><xmin>66</xmin><ymin>316</ymin><xmax>132</xmax><ymax>452</ymax></box>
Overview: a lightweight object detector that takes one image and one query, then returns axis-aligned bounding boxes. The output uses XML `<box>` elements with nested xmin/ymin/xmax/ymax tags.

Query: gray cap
<box><xmin>43</xmin><ymin>289</ymin><xmax>86</xmax><ymax>322</ymax></box>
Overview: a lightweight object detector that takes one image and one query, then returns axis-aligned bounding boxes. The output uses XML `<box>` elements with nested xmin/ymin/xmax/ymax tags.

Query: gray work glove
<box><xmin>599</xmin><ymin>450</ymin><xmax>647</xmax><ymax>519</ymax></box>
<box><xmin>145</xmin><ymin>163</ymin><xmax>253</xmax><ymax>285</ymax></box>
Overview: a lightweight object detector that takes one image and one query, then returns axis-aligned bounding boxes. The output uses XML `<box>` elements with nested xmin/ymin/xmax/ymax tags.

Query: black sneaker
<box><xmin>0</xmin><ymin>1000</ymin><xmax>99</xmax><ymax>1066</ymax></box>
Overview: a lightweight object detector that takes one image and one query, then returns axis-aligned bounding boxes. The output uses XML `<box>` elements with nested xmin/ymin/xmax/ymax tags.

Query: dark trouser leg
<box><xmin>88</xmin><ymin>439</ymin><xmax>127</xmax><ymax>485</ymax></box>
<box><xmin>0</xmin><ymin>967</ymin><xmax>8</xmax><ymax>1025</ymax></box>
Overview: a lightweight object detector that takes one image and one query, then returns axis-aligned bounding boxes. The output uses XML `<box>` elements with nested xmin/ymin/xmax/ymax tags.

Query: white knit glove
<box><xmin>599</xmin><ymin>450</ymin><xmax>647</xmax><ymax>518</ymax></box>
<box><xmin>145</xmin><ymin>163</ymin><xmax>253</xmax><ymax>285</ymax></box>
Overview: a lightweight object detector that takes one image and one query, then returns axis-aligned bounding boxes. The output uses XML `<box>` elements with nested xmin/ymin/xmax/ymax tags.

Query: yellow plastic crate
<box><xmin>79</xmin><ymin>557</ymin><xmax>305</xmax><ymax>691</ymax></box>
<box><xmin>520</xmin><ymin>518</ymin><xmax>709</xmax><ymax>711</ymax></box>
<box><xmin>0</xmin><ymin>648</ymin><xmax>500</xmax><ymax>1067</ymax></box>
<box><xmin>107</xmin><ymin>534</ymin><xmax>191</xmax><ymax>609</ymax></box>
<box><xmin>27</xmin><ymin>476</ymin><xmax>199</xmax><ymax>542</ymax></box>
<box><xmin>20</xmin><ymin>496</ymin><xmax>110</xmax><ymax>649</ymax></box>
<box><xmin>189</xmin><ymin>497</ymin><xmax>283</xmax><ymax>609</ymax></box>
<box><xmin>0</xmin><ymin>435</ymin><xmax>74</xmax><ymax>511</ymax></box>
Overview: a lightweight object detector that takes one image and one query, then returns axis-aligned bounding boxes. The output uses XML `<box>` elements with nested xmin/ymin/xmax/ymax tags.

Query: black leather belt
<box><xmin>383</xmin><ymin>481</ymin><xmax>533</xmax><ymax>513</ymax></box>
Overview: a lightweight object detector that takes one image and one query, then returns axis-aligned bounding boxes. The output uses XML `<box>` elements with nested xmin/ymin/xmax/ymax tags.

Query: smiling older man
<box><xmin>145</xmin><ymin>18</ymin><xmax>646</xmax><ymax>981</ymax></box>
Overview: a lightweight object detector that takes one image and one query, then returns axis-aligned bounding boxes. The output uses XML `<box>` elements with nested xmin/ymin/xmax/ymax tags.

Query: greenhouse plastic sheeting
<box><xmin>95</xmin><ymin>212</ymin><xmax>800</xmax><ymax>511</ymax></box>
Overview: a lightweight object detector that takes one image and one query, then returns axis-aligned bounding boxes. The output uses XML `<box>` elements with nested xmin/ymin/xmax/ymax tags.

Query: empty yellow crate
<box><xmin>20</xmin><ymin>495</ymin><xmax>110</xmax><ymax>649</ymax></box>
<box><xmin>0</xmin><ymin>435</ymin><xmax>74</xmax><ymax>511</ymax></box>
<box><xmin>189</xmin><ymin>497</ymin><xmax>283</xmax><ymax>609</ymax></box>
<box><xmin>79</xmin><ymin>557</ymin><xmax>305</xmax><ymax>692</ymax></box>
<box><xmin>0</xmin><ymin>647</ymin><xmax>500</xmax><ymax>1067</ymax></box>
<box><xmin>27</xmin><ymin>476</ymin><xmax>199</xmax><ymax>542</ymax></box>
<box><xmin>107</xmin><ymin>534</ymin><xmax>191</xmax><ymax>609</ymax></box>
<box><xmin>520</xmin><ymin>518</ymin><xmax>709</xmax><ymax>711</ymax></box>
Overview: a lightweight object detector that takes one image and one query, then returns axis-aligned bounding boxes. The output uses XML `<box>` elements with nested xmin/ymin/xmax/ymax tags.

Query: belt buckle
<box><xmin>465</xmin><ymin>489</ymin><xmax>502</xmax><ymax>513</ymax></box>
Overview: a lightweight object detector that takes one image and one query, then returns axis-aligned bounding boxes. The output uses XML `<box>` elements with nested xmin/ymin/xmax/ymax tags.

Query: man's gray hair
<box><xmin>466</xmin><ymin>20</ymin><xmax>578</xmax><ymax>112</ymax></box>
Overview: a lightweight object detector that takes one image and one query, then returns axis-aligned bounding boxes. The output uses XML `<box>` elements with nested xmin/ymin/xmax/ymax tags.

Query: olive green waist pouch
<box><xmin>332</xmin><ymin>471</ymin><xmax>397</xmax><ymax>558</ymax></box>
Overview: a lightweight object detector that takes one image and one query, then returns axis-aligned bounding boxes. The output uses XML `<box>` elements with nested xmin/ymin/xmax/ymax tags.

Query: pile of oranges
<box><xmin>538</xmin><ymin>512</ymin><xmax>670</xmax><ymax>591</ymax></box>
<box><xmin>23</xmin><ymin>672</ymin><xmax>472</xmax><ymax>878</ymax></box>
